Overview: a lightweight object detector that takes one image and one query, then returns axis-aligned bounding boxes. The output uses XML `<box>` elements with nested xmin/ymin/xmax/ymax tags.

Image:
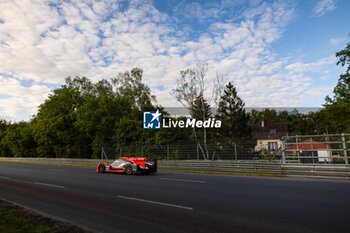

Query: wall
<box><xmin>256</xmin><ymin>139</ymin><xmax>282</xmax><ymax>152</ymax></box>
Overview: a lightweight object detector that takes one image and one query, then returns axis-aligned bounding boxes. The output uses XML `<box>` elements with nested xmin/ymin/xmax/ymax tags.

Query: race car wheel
<box><xmin>98</xmin><ymin>164</ymin><xmax>105</xmax><ymax>173</ymax></box>
<box><xmin>125</xmin><ymin>165</ymin><xmax>133</xmax><ymax>175</ymax></box>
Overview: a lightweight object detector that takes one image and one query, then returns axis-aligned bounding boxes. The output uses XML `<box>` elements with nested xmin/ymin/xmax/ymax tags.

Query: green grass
<box><xmin>0</xmin><ymin>206</ymin><xmax>50</xmax><ymax>233</ymax></box>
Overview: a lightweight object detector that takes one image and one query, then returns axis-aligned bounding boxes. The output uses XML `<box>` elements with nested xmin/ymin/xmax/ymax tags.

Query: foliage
<box><xmin>0</xmin><ymin>68</ymin><xmax>164</xmax><ymax>158</ymax></box>
<box><xmin>0</xmin><ymin>119</ymin><xmax>9</xmax><ymax>133</ymax></box>
<box><xmin>189</xmin><ymin>94</ymin><xmax>212</xmax><ymax>120</ymax></box>
<box><xmin>32</xmin><ymin>84</ymin><xmax>86</xmax><ymax>158</ymax></box>
<box><xmin>172</xmin><ymin>62</ymin><xmax>218</xmax><ymax>159</ymax></box>
<box><xmin>0</xmin><ymin>122</ymin><xmax>37</xmax><ymax>157</ymax></box>
<box><xmin>172</xmin><ymin>62</ymin><xmax>209</xmax><ymax>109</ymax></box>
<box><xmin>216</xmin><ymin>82</ymin><xmax>249</xmax><ymax>141</ymax></box>
<box><xmin>112</xmin><ymin>67</ymin><xmax>156</xmax><ymax>113</ymax></box>
<box><xmin>335</xmin><ymin>40</ymin><xmax>350</xmax><ymax>73</ymax></box>
<box><xmin>324</xmin><ymin>39</ymin><xmax>350</xmax><ymax>133</ymax></box>
<box><xmin>248</xmin><ymin>108</ymin><xmax>280</xmax><ymax>124</ymax></box>
<box><xmin>247</xmin><ymin>108</ymin><xmax>335</xmax><ymax>136</ymax></box>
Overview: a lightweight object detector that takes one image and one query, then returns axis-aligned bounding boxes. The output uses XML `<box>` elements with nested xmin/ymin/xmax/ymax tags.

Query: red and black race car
<box><xmin>96</xmin><ymin>157</ymin><xmax>157</xmax><ymax>175</ymax></box>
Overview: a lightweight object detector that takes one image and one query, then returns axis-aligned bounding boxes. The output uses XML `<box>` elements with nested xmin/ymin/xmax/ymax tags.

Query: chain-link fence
<box><xmin>101</xmin><ymin>133</ymin><xmax>350</xmax><ymax>164</ymax></box>
<box><xmin>102</xmin><ymin>139</ymin><xmax>258</xmax><ymax>161</ymax></box>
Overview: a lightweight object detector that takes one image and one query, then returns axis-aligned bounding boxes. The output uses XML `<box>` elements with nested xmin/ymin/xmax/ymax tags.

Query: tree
<box><xmin>0</xmin><ymin>66</ymin><xmax>174</xmax><ymax>159</ymax></box>
<box><xmin>0</xmin><ymin>122</ymin><xmax>37</xmax><ymax>157</ymax></box>
<box><xmin>324</xmin><ymin>39</ymin><xmax>350</xmax><ymax>133</ymax></box>
<box><xmin>172</xmin><ymin>62</ymin><xmax>223</xmax><ymax>159</ymax></box>
<box><xmin>32</xmin><ymin>84</ymin><xmax>86</xmax><ymax>158</ymax></box>
<box><xmin>73</xmin><ymin>78</ymin><xmax>133</xmax><ymax>157</ymax></box>
<box><xmin>112</xmin><ymin>67</ymin><xmax>156</xmax><ymax>114</ymax></box>
<box><xmin>248</xmin><ymin>108</ymin><xmax>279</xmax><ymax>125</ymax></box>
<box><xmin>286</xmin><ymin>110</ymin><xmax>310</xmax><ymax>136</ymax></box>
<box><xmin>335</xmin><ymin>40</ymin><xmax>350</xmax><ymax>73</ymax></box>
<box><xmin>114</xmin><ymin>118</ymin><xmax>143</xmax><ymax>145</ymax></box>
<box><xmin>216</xmin><ymin>82</ymin><xmax>249</xmax><ymax>143</ymax></box>
<box><xmin>0</xmin><ymin>119</ymin><xmax>9</xmax><ymax>134</ymax></box>
<box><xmin>172</xmin><ymin>62</ymin><xmax>209</xmax><ymax>109</ymax></box>
<box><xmin>190</xmin><ymin>94</ymin><xmax>212</xmax><ymax>120</ymax></box>
<box><xmin>190</xmin><ymin>94</ymin><xmax>213</xmax><ymax>158</ymax></box>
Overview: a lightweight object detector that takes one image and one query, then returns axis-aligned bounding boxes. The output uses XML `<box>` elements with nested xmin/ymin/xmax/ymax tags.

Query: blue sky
<box><xmin>0</xmin><ymin>0</ymin><xmax>349</xmax><ymax>121</ymax></box>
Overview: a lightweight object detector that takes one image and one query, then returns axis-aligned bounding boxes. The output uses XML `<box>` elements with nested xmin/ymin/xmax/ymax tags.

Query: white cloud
<box><xmin>0</xmin><ymin>75</ymin><xmax>51</xmax><ymax>121</ymax></box>
<box><xmin>312</xmin><ymin>0</ymin><xmax>337</xmax><ymax>17</ymax></box>
<box><xmin>0</xmin><ymin>0</ymin><xmax>336</xmax><ymax>121</ymax></box>
<box><xmin>320</xmin><ymin>75</ymin><xmax>329</xmax><ymax>80</ymax></box>
<box><xmin>329</xmin><ymin>37</ymin><xmax>347</xmax><ymax>45</ymax></box>
<box><xmin>304</xmin><ymin>87</ymin><xmax>333</xmax><ymax>97</ymax></box>
<box><xmin>285</xmin><ymin>56</ymin><xmax>335</xmax><ymax>73</ymax></box>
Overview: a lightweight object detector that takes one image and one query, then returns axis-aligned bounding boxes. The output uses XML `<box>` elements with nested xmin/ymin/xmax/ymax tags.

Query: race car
<box><xmin>96</xmin><ymin>157</ymin><xmax>157</xmax><ymax>175</ymax></box>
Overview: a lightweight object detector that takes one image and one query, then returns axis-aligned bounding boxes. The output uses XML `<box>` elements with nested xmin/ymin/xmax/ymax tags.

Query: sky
<box><xmin>0</xmin><ymin>0</ymin><xmax>349</xmax><ymax>121</ymax></box>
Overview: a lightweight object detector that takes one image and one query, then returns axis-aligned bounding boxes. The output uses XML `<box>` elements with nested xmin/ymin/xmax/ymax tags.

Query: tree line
<box><xmin>0</xmin><ymin>41</ymin><xmax>349</xmax><ymax>159</ymax></box>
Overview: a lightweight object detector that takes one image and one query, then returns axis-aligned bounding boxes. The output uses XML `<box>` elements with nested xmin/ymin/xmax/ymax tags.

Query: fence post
<box><xmin>342</xmin><ymin>133</ymin><xmax>348</xmax><ymax>165</ymax></box>
<box><xmin>141</xmin><ymin>144</ymin><xmax>144</xmax><ymax>157</ymax></box>
<box><xmin>167</xmin><ymin>143</ymin><xmax>170</xmax><ymax>160</ymax></box>
<box><xmin>325</xmin><ymin>134</ymin><xmax>330</xmax><ymax>163</ymax></box>
<box><xmin>196</xmin><ymin>142</ymin><xmax>199</xmax><ymax>160</ymax></box>
<box><xmin>101</xmin><ymin>147</ymin><xmax>104</xmax><ymax>161</ymax></box>
<box><xmin>296</xmin><ymin>135</ymin><xmax>299</xmax><ymax>163</ymax></box>
<box><xmin>310</xmin><ymin>137</ymin><xmax>314</xmax><ymax>164</ymax></box>
<box><xmin>234</xmin><ymin>143</ymin><xmax>237</xmax><ymax>161</ymax></box>
<box><xmin>120</xmin><ymin>145</ymin><xmax>123</xmax><ymax>157</ymax></box>
<box><xmin>281</xmin><ymin>137</ymin><xmax>286</xmax><ymax>164</ymax></box>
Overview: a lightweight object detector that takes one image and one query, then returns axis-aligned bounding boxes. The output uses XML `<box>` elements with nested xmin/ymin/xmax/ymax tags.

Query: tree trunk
<box><xmin>193</xmin><ymin>127</ymin><xmax>207</xmax><ymax>159</ymax></box>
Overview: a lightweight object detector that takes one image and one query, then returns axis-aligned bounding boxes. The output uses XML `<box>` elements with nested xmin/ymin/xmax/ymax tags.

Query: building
<box><xmin>290</xmin><ymin>139</ymin><xmax>332</xmax><ymax>163</ymax></box>
<box><xmin>251</xmin><ymin>121</ymin><xmax>288</xmax><ymax>153</ymax></box>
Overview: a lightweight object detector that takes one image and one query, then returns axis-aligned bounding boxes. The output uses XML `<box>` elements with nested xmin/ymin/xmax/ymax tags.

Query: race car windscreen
<box><xmin>111</xmin><ymin>159</ymin><xmax>132</xmax><ymax>167</ymax></box>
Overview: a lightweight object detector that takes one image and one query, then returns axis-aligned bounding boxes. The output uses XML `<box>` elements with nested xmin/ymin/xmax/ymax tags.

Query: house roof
<box><xmin>251</xmin><ymin>122</ymin><xmax>288</xmax><ymax>140</ymax></box>
<box><xmin>290</xmin><ymin>139</ymin><xmax>331</xmax><ymax>150</ymax></box>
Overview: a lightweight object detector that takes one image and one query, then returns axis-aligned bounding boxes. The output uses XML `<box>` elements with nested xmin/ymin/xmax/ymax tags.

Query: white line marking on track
<box><xmin>117</xmin><ymin>195</ymin><xmax>193</xmax><ymax>211</ymax></box>
<box><xmin>48</xmin><ymin>169</ymin><xmax>65</xmax><ymax>172</ymax></box>
<box><xmin>0</xmin><ymin>176</ymin><xmax>11</xmax><ymax>179</ymax></box>
<box><xmin>159</xmin><ymin>177</ymin><xmax>206</xmax><ymax>184</ymax></box>
<box><xmin>33</xmin><ymin>182</ymin><xmax>65</xmax><ymax>189</ymax></box>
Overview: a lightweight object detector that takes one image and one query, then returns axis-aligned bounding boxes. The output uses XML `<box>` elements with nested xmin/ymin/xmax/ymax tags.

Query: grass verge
<box><xmin>0</xmin><ymin>199</ymin><xmax>93</xmax><ymax>233</ymax></box>
<box><xmin>0</xmin><ymin>161</ymin><xmax>95</xmax><ymax>168</ymax></box>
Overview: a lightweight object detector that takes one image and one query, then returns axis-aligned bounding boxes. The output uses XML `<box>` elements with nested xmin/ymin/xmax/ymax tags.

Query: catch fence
<box><xmin>281</xmin><ymin>133</ymin><xmax>350</xmax><ymax>164</ymax></box>
<box><xmin>102</xmin><ymin>133</ymin><xmax>350</xmax><ymax>165</ymax></box>
<box><xmin>102</xmin><ymin>140</ymin><xmax>258</xmax><ymax>161</ymax></box>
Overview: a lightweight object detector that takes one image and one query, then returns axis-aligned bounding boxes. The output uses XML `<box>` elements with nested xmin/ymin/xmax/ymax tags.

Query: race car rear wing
<box><xmin>155</xmin><ymin>159</ymin><xmax>157</xmax><ymax>172</ymax></box>
<box><xmin>138</xmin><ymin>159</ymin><xmax>157</xmax><ymax>173</ymax></box>
<box><xmin>152</xmin><ymin>159</ymin><xmax>157</xmax><ymax>173</ymax></box>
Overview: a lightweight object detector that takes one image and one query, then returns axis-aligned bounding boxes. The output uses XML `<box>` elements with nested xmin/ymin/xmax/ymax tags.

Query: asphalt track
<box><xmin>0</xmin><ymin>163</ymin><xmax>350</xmax><ymax>233</ymax></box>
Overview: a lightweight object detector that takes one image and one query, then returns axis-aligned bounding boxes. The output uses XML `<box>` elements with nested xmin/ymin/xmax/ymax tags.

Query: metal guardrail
<box><xmin>1</xmin><ymin>157</ymin><xmax>349</xmax><ymax>179</ymax></box>
<box><xmin>0</xmin><ymin>157</ymin><xmax>101</xmax><ymax>166</ymax></box>
<box><xmin>159</xmin><ymin>160</ymin><xmax>350</xmax><ymax>178</ymax></box>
